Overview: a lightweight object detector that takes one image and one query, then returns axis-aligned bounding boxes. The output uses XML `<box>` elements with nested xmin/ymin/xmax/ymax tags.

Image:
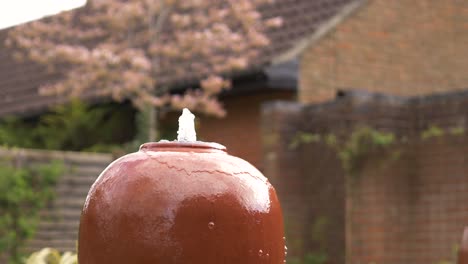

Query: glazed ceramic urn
<box><xmin>78</xmin><ymin>109</ymin><xmax>285</xmax><ymax>264</ymax></box>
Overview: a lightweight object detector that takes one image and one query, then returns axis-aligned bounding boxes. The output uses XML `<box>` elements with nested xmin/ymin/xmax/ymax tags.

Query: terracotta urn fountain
<box><xmin>78</xmin><ymin>109</ymin><xmax>285</xmax><ymax>263</ymax></box>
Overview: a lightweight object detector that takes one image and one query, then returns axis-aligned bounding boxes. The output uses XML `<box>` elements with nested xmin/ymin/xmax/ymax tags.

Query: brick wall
<box><xmin>262</xmin><ymin>101</ymin><xmax>347</xmax><ymax>263</ymax></box>
<box><xmin>346</xmin><ymin>146</ymin><xmax>414</xmax><ymax>263</ymax></box>
<box><xmin>262</xmin><ymin>90</ymin><xmax>468</xmax><ymax>263</ymax></box>
<box><xmin>348</xmin><ymin>136</ymin><xmax>468</xmax><ymax>264</ymax></box>
<box><xmin>408</xmin><ymin>138</ymin><xmax>468</xmax><ymax>263</ymax></box>
<box><xmin>262</xmin><ymin>91</ymin><xmax>415</xmax><ymax>263</ymax></box>
<box><xmin>299</xmin><ymin>0</ymin><xmax>468</xmax><ymax>103</ymax></box>
<box><xmin>195</xmin><ymin>90</ymin><xmax>294</xmax><ymax>171</ymax></box>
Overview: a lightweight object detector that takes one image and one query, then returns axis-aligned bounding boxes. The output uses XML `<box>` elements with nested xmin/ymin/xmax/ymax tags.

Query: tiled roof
<box><xmin>0</xmin><ymin>0</ymin><xmax>359</xmax><ymax>117</ymax></box>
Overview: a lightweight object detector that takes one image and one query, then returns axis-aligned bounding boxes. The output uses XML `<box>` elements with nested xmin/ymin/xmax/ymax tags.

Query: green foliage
<box><xmin>0</xmin><ymin>100</ymin><xmax>135</xmax><ymax>152</ymax></box>
<box><xmin>119</xmin><ymin>106</ymin><xmax>153</xmax><ymax>153</ymax></box>
<box><xmin>289</xmin><ymin>132</ymin><xmax>321</xmax><ymax>150</ymax></box>
<box><xmin>324</xmin><ymin>134</ymin><xmax>337</xmax><ymax>147</ymax></box>
<box><xmin>0</xmin><ymin>116</ymin><xmax>34</xmax><ymax>149</ymax></box>
<box><xmin>450</xmin><ymin>127</ymin><xmax>465</xmax><ymax>136</ymax></box>
<box><xmin>0</xmin><ymin>159</ymin><xmax>64</xmax><ymax>263</ymax></box>
<box><xmin>421</xmin><ymin>125</ymin><xmax>444</xmax><ymax>140</ymax></box>
<box><xmin>420</xmin><ymin>125</ymin><xmax>467</xmax><ymax>140</ymax></box>
<box><xmin>24</xmin><ymin>248</ymin><xmax>77</xmax><ymax>264</ymax></box>
<box><xmin>338</xmin><ymin>127</ymin><xmax>395</xmax><ymax>177</ymax></box>
<box><xmin>289</xmin><ymin>127</ymin><xmax>396</xmax><ymax>178</ymax></box>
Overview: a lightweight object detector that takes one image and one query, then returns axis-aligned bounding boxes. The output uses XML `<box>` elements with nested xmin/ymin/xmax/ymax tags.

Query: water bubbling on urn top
<box><xmin>177</xmin><ymin>108</ymin><xmax>197</xmax><ymax>142</ymax></box>
<box><xmin>140</xmin><ymin>108</ymin><xmax>227</xmax><ymax>152</ymax></box>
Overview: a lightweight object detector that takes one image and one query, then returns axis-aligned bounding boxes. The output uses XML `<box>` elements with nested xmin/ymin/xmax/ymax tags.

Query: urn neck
<box><xmin>139</xmin><ymin>141</ymin><xmax>227</xmax><ymax>154</ymax></box>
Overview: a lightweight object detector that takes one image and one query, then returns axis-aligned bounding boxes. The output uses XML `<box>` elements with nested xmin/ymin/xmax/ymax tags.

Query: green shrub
<box><xmin>289</xmin><ymin>127</ymin><xmax>396</xmax><ymax>178</ymax></box>
<box><xmin>421</xmin><ymin>125</ymin><xmax>444</xmax><ymax>140</ymax></box>
<box><xmin>338</xmin><ymin>127</ymin><xmax>395</xmax><ymax>177</ymax></box>
<box><xmin>0</xmin><ymin>100</ymin><xmax>136</xmax><ymax>152</ymax></box>
<box><xmin>0</xmin><ymin>159</ymin><xmax>64</xmax><ymax>263</ymax></box>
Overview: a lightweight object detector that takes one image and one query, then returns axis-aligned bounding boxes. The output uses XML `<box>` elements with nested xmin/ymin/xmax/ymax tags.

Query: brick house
<box><xmin>200</xmin><ymin>0</ymin><xmax>467</xmax><ymax>169</ymax></box>
<box><xmin>282</xmin><ymin>0</ymin><xmax>468</xmax><ymax>103</ymax></box>
<box><xmin>260</xmin><ymin>0</ymin><xmax>468</xmax><ymax>263</ymax></box>
<box><xmin>0</xmin><ymin>0</ymin><xmax>357</xmax><ymax>170</ymax></box>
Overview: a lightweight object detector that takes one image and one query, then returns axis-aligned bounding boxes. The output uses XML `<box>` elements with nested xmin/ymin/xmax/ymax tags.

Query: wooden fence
<box><xmin>0</xmin><ymin>147</ymin><xmax>113</xmax><ymax>253</ymax></box>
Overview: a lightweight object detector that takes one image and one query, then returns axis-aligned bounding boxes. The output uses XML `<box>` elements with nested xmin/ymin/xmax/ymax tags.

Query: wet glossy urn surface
<box><xmin>78</xmin><ymin>141</ymin><xmax>285</xmax><ymax>263</ymax></box>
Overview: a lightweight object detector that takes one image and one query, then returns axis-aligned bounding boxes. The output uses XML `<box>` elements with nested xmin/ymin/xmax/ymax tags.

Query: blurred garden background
<box><xmin>0</xmin><ymin>0</ymin><xmax>467</xmax><ymax>263</ymax></box>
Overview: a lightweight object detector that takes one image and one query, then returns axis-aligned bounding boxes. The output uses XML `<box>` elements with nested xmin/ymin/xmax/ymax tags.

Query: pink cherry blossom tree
<box><xmin>6</xmin><ymin>0</ymin><xmax>282</xmax><ymax>140</ymax></box>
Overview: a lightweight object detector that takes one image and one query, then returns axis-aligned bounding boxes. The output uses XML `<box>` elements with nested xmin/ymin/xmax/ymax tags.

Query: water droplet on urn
<box><xmin>284</xmin><ymin>245</ymin><xmax>288</xmax><ymax>256</ymax></box>
<box><xmin>258</xmin><ymin>249</ymin><xmax>263</xmax><ymax>257</ymax></box>
<box><xmin>208</xmin><ymin>221</ymin><xmax>215</xmax><ymax>229</ymax></box>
